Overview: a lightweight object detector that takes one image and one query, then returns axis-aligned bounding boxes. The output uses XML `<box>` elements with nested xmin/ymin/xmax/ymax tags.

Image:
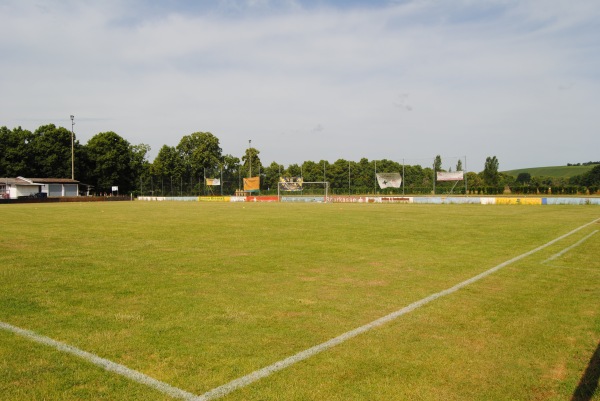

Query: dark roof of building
<box><xmin>0</xmin><ymin>177</ymin><xmax>80</xmax><ymax>185</ymax></box>
<box><xmin>0</xmin><ymin>177</ymin><xmax>37</xmax><ymax>185</ymax></box>
<box><xmin>29</xmin><ymin>178</ymin><xmax>80</xmax><ymax>184</ymax></box>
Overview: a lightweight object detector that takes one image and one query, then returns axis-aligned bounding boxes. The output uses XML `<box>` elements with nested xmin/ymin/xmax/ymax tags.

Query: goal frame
<box><xmin>277</xmin><ymin>181</ymin><xmax>330</xmax><ymax>203</ymax></box>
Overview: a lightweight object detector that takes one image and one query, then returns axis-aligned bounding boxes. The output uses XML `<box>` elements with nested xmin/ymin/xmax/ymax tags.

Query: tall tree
<box><xmin>579</xmin><ymin>164</ymin><xmax>600</xmax><ymax>187</ymax></box>
<box><xmin>352</xmin><ymin>158</ymin><xmax>373</xmax><ymax>192</ymax></box>
<box><xmin>483</xmin><ymin>156</ymin><xmax>500</xmax><ymax>186</ymax></box>
<box><xmin>177</xmin><ymin>132</ymin><xmax>222</xmax><ymax>182</ymax></box>
<box><xmin>129</xmin><ymin>143</ymin><xmax>151</xmax><ymax>194</ymax></box>
<box><xmin>329</xmin><ymin>159</ymin><xmax>349</xmax><ymax>190</ymax></box>
<box><xmin>86</xmin><ymin>132</ymin><xmax>134</xmax><ymax>193</ymax></box>
<box><xmin>241</xmin><ymin>147</ymin><xmax>262</xmax><ymax>178</ymax></box>
<box><xmin>153</xmin><ymin>145</ymin><xmax>184</xmax><ymax>179</ymax></box>
<box><xmin>434</xmin><ymin>155</ymin><xmax>442</xmax><ymax>172</ymax></box>
<box><xmin>319</xmin><ymin>160</ymin><xmax>330</xmax><ymax>183</ymax></box>
<box><xmin>263</xmin><ymin>161</ymin><xmax>283</xmax><ymax>191</ymax></box>
<box><xmin>515</xmin><ymin>172</ymin><xmax>531</xmax><ymax>184</ymax></box>
<box><xmin>456</xmin><ymin>159</ymin><xmax>463</xmax><ymax>171</ymax></box>
<box><xmin>152</xmin><ymin>145</ymin><xmax>185</xmax><ymax>194</ymax></box>
<box><xmin>0</xmin><ymin>126</ymin><xmax>34</xmax><ymax>176</ymax></box>
<box><xmin>221</xmin><ymin>154</ymin><xmax>241</xmax><ymax>193</ymax></box>
<box><xmin>286</xmin><ymin>163</ymin><xmax>301</xmax><ymax>177</ymax></box>
<box><xmin>466</xmin><ymin>171</ymin><xmax>483</xmax><ymax>188</ymax></box>
<box><xmin>29</xmin><ymin>124</ymin><xmax>75</xmax><ymax>178</ymax></box>
<box><xmin>299</xmin><ymin>161</ymin><xmax>318</xmax><ymax>182</ymax></box>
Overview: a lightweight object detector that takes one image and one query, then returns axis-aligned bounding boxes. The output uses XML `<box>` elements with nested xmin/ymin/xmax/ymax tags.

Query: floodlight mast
<box><xmin>70</xmin><ymin>115</ymin><xmax>75</xmax><ymax>180</ymax></box>
<box><xmin>248</xmin><ymin>139</ymin><xmax>252</xmax><ymax>178</ymax></box>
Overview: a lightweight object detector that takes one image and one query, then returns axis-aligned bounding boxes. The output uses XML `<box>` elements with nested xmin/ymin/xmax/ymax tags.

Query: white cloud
<box><xmin>1</xmin><ymin>0</ymin><xmax>599</xmax><ymax>170</ymax></box>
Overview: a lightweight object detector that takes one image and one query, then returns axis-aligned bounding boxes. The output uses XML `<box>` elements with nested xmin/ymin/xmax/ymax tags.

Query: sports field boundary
<box><xmin>542</xmin><ymin>230</ymin><xmax>598</xmax><ymax>264</ymax></box>
<box><xmin>137</xmin><ymin>195</ymin><xmax>600</xmax><ymax>205</ymax></box>
<box><xmin>196</xmin><ymin>217</ymin><xmax>600</xmax><ymax>400</ymax></box>
<box><xmin>1</xmin><ymin>217</ymin><xmax>599</xmax><ymax>400</ymax></box>
<box><xmin>0</xmin><ymin>321</ymin><xmax>199</xmax><ymax>400</ymax></box>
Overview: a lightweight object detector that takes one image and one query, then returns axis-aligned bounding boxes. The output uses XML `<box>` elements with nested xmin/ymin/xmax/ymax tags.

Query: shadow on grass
<box><xmin>571</xmin><ymin>341</ymin><xmax>600</xmax><ymax>401</ymax></box>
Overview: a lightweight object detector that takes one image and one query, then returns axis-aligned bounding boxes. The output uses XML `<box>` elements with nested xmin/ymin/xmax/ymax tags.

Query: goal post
<box><xmin>277</xmin><ymin>181</ymin><xmax>330</xmax><ymax>203</ymax></box>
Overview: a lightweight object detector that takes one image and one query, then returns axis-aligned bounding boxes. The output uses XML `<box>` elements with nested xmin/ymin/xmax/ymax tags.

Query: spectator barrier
<box><xmin>136</xmin><ymin>196</ymin><xmax>600</xmax><ymax>205</ymax></box>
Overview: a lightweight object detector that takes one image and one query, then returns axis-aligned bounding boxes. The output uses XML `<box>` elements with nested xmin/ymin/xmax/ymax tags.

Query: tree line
<box><xmin>1</xmin><ymin>125</ymin><xmax>598</xmax><ymax>195</ymax></box>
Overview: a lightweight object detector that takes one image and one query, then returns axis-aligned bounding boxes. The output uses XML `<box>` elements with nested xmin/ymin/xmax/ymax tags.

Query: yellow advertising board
<box><xmin>495</xmin><ymin>197</ymin><xmax>542</xmax><ymax>205</ymax></box>
<box><xmin>243</xmin><ymin>177</ymin><xmax>260</xmax><ymax>192</ymax></box>
<box><xmin>198</xmin><ymin>196</ymin><xmax>231</xmax><ymax>202</ymax></box>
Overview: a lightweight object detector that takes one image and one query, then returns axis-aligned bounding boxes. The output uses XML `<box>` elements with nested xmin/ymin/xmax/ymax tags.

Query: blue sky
<box><xmin>1</xmin><ymin>0</ymin><xmax>598</xmax><ymax>171</ymax></box>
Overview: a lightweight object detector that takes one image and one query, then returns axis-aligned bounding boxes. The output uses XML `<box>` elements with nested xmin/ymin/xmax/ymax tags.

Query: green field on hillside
<box><xmin>1</xmin><ymin>202</ymin><xmax>599</xmax><ymax>400</ymax></box>
<box><xmin>503</xmin><ymin>164</ymin><xmax>596</xmax><ymax>178</ymax></box>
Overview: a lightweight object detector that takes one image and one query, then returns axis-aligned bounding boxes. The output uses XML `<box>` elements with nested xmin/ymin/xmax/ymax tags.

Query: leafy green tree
<box><xmin>319</xmin><ymin>160</ymin><xmax>330</xmax><ymax>183</ymax></box>
<box><xmin>434</xmin><ymin>155</ymin><xmax>442</xmax><ymax>172</ymax></box>
<box><xmin>153</xmin><ymin>145</ymin><xmax>184</xmax><ymax>178</ymax></box>
<box><xmin>29</xmin><ymin>124</ymin><xmax>75</xmax><ymax>178</ymax></box>
<box><xmin>85</xmin><ymin>132</ymin><xmax>134</xmax><ymax>194</ymax></box>
<box><xmin>329</xmin><ymin>159</ymin><xmax>349</xmax><ymax>190</ymax></box>
<box><xmin>301</xmin><ymin>160</ymin><xmax>321</xmax><ymax>183</ymax></box>
<box><xmin>152</xmin><ymin>145</ymin><xmax>185</xmax><ymax>195</ymax></box>
<box><xmin>222</xmin><ymin>154</ymin><xmax>242</xmax><ymax>194</ymax></box>
<box><xmin>177</xmin><ymin>132</ymin><xmax>222</xmax><ymax>184</ymax></box>
<box><xmin>580</xmin><ymin>164</ymin><xmax>600</xmax><ymax>187</ymax></box>
<box><xmin>220</xmin><ymin>154</ymin><xmax>241</xmax><ymax>193</ymax></box>
<box><xmin>0</xmin><ymin>126</ymin><xmax>35</xmax><ymax>176</ymax></box>
<box><xmin>483</xmin><ymin>156</ymin><xmax>500</xmax><ymax>186</ymax></box>
<box><xmin>456</xmin><ymin>159</ymin><xmax>463</xmax><ymax>172</ymax></box>
<box><xmin>466</xmin><ymin>171</ymin><xmax>483</xmax><ymax>188</ymax></box>
<box><xmin>263</xmin><ymin>161</ymin><xmax>283</xmax><ymax>191</ymax></box>
<box><xmin>348</xmin><ymin>158</ymin><xmax>369</xmax><ymax>192</ymax></box>
<box><xmin>285</xmin><ymin>163</ymin><xmax>302</xmax><ymax>177</ymax></box>
<box><xmin>403</xmin><ymin>164</ymin><xmax>430</xmax><ymax>192</ymax></box>
<box><xmin>127</xmin><ymin>143</ymin><xmax>151</xmax><ymax>194</ymax></box>
<box><xmin>422</xmin><ymin>167</ymin><xmax>433</xmax><ymax>190</ymax></box>
<box><xmin>241</xmin><ymin>147</ymin><xmax>262</xmax><ymax>178</ymax></box>
<box><xmin>516</xmin><ymin>172</ymin><xmax>531</xmax><ymax>184</ymax></box>
<box><xmin>347</xmin><ymin>161</ymin><xmax>357</xmax><ymax>193</ymax></box>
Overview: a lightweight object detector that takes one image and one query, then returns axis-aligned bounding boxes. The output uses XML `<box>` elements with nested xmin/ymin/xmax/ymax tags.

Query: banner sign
<box><xmin>247</xmin><ymin>196</ymin><xmax>279</xmax><ymax>202</ymax></box>
<box><xmin>205</xmin><ymin>178</ymin><xmax>221</xmax><ymax>186</ymax></box>
<box><xmin>376</xmin><ymin>173</ymin><xmax>402</xmax><ymax>189</ymax></box>
<box><xmin>436</xmin><ymin>171</ymin><xmax>464</xmax><ymax>181</ymax></box>
<box><xmin>198</xmin><ymin>196</ymin><xmax>230</xmax><ymax>202</ymax></box>
<box><xmin>279</xmin><ymin>177</ymin><xmax>303</xmax><ymax>191</ymax></box>
<box><xmin>243</xmin><ymin>177</ymin><xmax>260</xmax><ymax>192</ymax></box>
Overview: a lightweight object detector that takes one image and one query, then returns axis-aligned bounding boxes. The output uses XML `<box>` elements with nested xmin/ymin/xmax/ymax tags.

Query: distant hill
<box><xmin>502</xmin><ymin>165</ymin><xmax>597</xmax><ymax>178</ymax></box>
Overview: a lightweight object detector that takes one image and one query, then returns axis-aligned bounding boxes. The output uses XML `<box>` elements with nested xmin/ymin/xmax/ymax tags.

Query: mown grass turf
<box><xmin>0</xmin><ymin>202</ymin><xmax>599</xmax><ymax>400</ymax></box>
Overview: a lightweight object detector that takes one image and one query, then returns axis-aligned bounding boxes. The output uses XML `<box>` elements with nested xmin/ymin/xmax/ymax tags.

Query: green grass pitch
<box><xmin>1</xmin><ymin>202</ymin><xmax>599</xmax><ymax>400</ymax></box>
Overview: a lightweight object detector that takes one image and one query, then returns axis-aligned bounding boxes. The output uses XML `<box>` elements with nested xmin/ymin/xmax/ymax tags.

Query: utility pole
<box><xmin>374</xmin><ymin>160</ymin><xmax>377</xmax><ymax>194</ymax></box>
<box><xmin>348</xmin><ymin>160</ymin><xmax>351</xmax><ymax>195</ymax></box>
<box><xmin>70</xmin><ymin>115</ymin><xmax>75</xmax><ymax>180</ymax></box>
<box><xmin>433</xmin><ymin>158</ymin><xmax>436</xmax><ymax>195</ymax></box>
<box><xmin>464</xmin><ymin>156</ymin><xmax>468</xmax><ymax>195</ymax></box>
<box><xmin>402</xmin><ymin>158</ymin><xmax>405</xmax><ymax>195</ymax></box>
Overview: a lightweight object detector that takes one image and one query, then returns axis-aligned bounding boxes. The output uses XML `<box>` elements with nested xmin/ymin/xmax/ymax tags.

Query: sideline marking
<box><xmin>196</xmin><ymin>217</ymin><xmax>600</xmax><ymax>401</ymax></box>
<box><xmin>0</xmin><ymin>321</ymin><xmax>200</xmax><ymax>400</ymax></box>
<box><xmin>542</xmin><ymin>230</ymin><xmax>598</xmax><ymax>264</ymax></box>
<box><xmin>1</xmin><ymin>218</ymin><xmax>598</xmax><ymax>400</ymax></box>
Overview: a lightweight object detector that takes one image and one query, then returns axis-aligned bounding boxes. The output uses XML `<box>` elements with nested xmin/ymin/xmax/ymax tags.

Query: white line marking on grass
<box><xmin>196</xmin><ymin>217</ymin><xmax>600</xmax><ymax>401</ymax></box>
<box><xmin>542</xmin><ymin>230</ymin><xmax>598</xmax><ymax>264</ymax></box>
<box><xmin>0</xmin><ymin>321</ymin><xmax>201</xmax><ymax>400</ymax></box>
<box><xmin>2</xmin><ymin>218</ymin><xmax>598</xmax><ymax>400</ymax></box>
